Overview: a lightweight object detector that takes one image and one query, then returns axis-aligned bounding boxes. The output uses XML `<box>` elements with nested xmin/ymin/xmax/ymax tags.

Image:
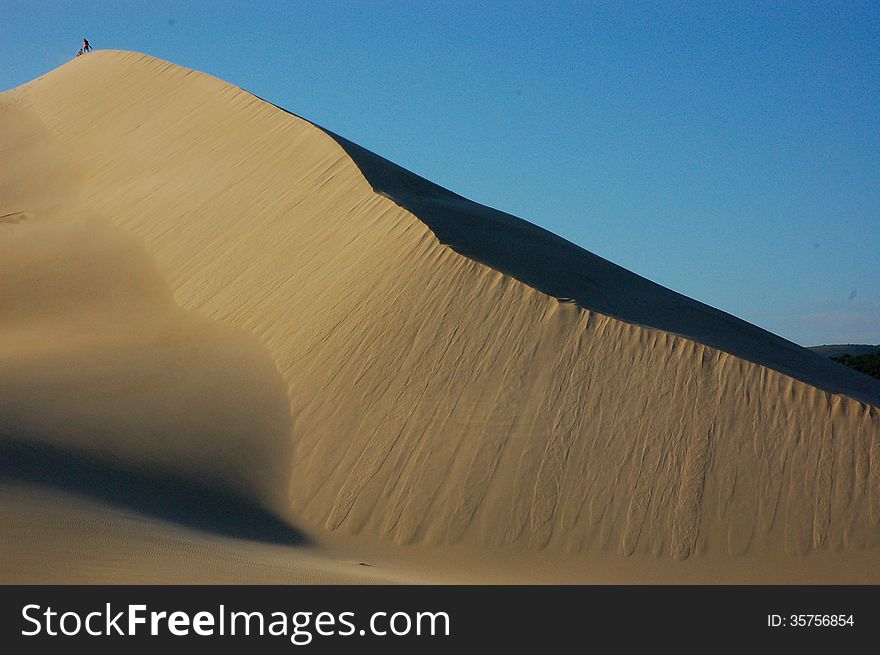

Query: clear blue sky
<box><xmin>3</xmin><ymin>1</ymin><xmax>878</xmax><ymax>346</ymax></box>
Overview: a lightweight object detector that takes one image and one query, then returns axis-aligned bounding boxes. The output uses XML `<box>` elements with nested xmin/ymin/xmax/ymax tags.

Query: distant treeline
<box><xmin>832</xmin><ymin>351</ymin><xmax>880</xmax><ymax>381</ymax></box>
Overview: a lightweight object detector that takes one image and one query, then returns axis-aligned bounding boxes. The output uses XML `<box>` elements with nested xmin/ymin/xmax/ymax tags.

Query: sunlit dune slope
<box><xmin>2</xmin><ymin>51</ymin><xmax>878</xmax><ymax>578</ymax></box>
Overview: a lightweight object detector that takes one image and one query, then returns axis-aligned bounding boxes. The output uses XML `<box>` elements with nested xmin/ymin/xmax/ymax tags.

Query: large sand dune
<box><xmin>2</xmin><ymin>51</ymin><xmax>879</xmax><ymax>582</ymax></box>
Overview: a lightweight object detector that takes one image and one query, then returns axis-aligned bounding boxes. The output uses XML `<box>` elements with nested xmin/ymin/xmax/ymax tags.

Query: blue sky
<box><xmin>2</xmin><ymin>1</ymin><xmax>878</xmax><ymax>346</ymax></box>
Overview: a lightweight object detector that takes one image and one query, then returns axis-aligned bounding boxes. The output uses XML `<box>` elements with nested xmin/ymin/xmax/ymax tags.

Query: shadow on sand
<box><xmin>0</xmin><ymin>440</ymin><xmax>308</xmax><ymax>547</ymax></box>
<box><xmin>260</xmin><ymin>97</ymin><xmax>880</xmax><ymax>407</ymax></box>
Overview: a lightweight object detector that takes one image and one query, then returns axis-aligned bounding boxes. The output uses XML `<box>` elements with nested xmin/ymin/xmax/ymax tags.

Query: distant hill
<box><xmin>830</xmin><ymin>352</ymin><xmax>880</xmax><ymax>381</ymax></box>
<box><xmin>809</xmin><ymin>344</ymin><xmax>880</xmax><ymax>358</ymax></box>
<box><xmin>809</xmin><ymin>345</ymin><xmax>880</xmax><ymax>382</ymax></box>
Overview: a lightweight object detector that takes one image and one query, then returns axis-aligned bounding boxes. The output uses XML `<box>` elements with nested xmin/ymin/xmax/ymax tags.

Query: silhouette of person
<box><xmin>82</xmin><ymin>38</ymin><xmax>92</xmax><ymax>53</ymax></box>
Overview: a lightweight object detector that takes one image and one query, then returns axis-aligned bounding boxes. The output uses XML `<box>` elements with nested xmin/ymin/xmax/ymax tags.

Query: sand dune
<box><xmin>1</xmin><ymin>51</ymin><xmax>879</xmax><ymax>583</ymax></box>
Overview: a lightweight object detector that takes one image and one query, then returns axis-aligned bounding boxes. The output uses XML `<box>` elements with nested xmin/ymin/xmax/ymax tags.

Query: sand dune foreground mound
<box><xmin>2</xmin><ymin>51</ymin><xmax>879</xmax><ymax>583</ymax></box>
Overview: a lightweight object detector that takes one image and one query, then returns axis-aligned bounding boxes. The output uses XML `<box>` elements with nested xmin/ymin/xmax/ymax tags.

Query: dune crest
<box><xmin>2</xmin><ymin>51</ymin><xmax>878</xmax><ymax>581</ymax></box>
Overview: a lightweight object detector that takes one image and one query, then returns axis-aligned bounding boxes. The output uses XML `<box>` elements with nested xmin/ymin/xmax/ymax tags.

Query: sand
<box><xmin>1</xmin><ymin>51</ymin><xmax>879</xmax><ymax>583</ymax></box>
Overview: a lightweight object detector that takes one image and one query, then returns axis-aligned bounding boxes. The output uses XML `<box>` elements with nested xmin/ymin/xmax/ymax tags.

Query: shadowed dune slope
<box><xmin>2</xmin><ymin>51</ymin><xmax>879</xmax><ymax>579</ymax></box>
<box><xmin>321</xmin><ymin>131</ymin><xmax>880</xmax><ymax>406</ymax></box>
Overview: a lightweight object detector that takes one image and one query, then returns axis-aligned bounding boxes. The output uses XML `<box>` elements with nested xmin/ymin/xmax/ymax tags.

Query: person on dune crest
<box><xmin>77</xmin><ymin>38</ymin><xmax>92</xmax><ymax>57</ymax></box>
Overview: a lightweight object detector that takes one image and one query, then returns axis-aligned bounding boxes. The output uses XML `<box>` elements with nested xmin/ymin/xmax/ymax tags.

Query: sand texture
<box><xmin>2</xmin><ymin>51</ymin><xmax>879</xmax><ymax>583</ymax></box>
